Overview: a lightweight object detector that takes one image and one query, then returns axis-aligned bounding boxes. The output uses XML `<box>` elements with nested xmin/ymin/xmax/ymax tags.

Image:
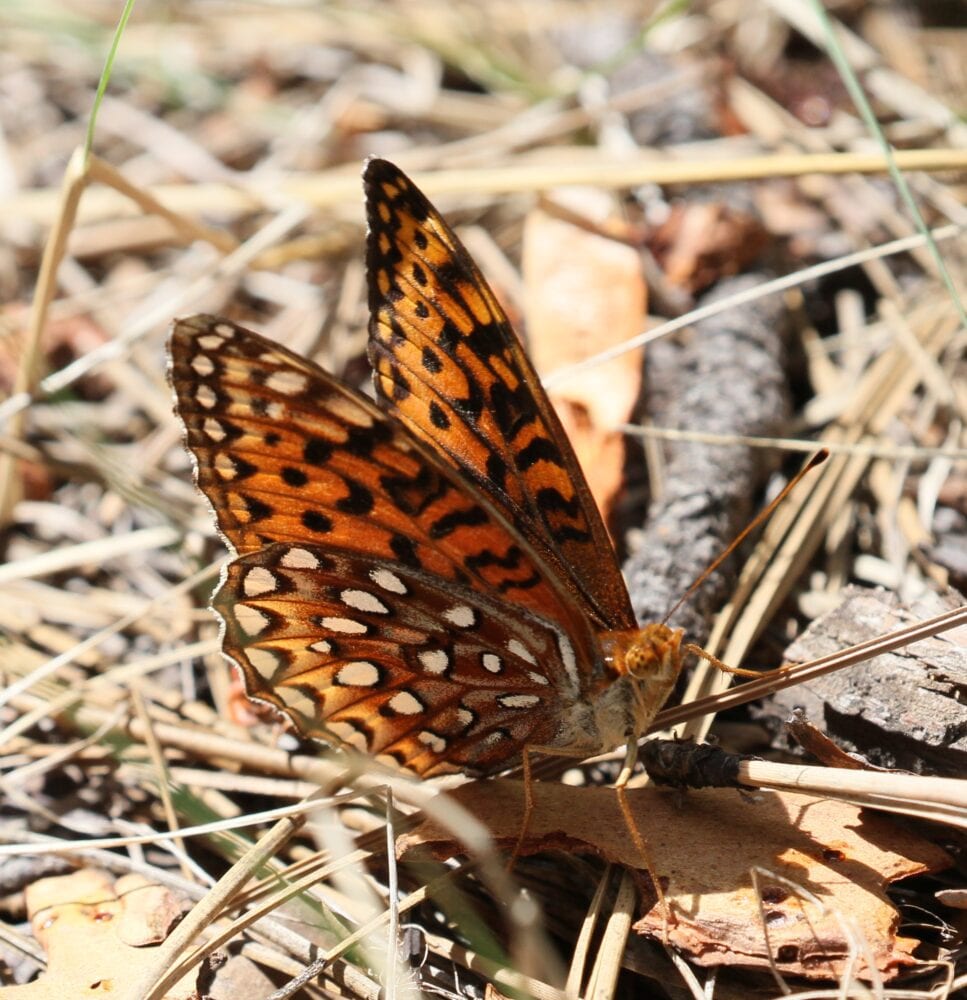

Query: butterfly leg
<box><xmin>613</xmin><ymin>737</ymin><xmax>674</xmax><ymax>942</ymax></box>
<box><xmin>508</xmin><ymin>742</ymin><xmax>602</xmax><ymax>873</ymax></box>
<box><xmin>513</xmin><ymin>740</ymin><xmax>676</xmax><ymax>943</ymax></box>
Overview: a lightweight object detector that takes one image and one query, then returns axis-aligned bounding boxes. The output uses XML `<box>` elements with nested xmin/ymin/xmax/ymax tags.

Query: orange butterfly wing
<box><xmin>170</xmin><ymin>316</ymin><xmax>580</xmax><ymax>626</ymax></box>
<box><xmin>364</xmin><ymin>159</ymin><xmax>635</xmax><ymax>633</ymax></box>
<box><xmin>169</xmin><ymin>316</ymin><xmax>614</xmax><ymax>775</ymax></box>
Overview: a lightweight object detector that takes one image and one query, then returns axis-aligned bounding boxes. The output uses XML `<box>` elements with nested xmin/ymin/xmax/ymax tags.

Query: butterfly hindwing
<box><xmin>217</xmin><ymin>542</ymin><xmax>586</xmax><ymax>775</ymax></box>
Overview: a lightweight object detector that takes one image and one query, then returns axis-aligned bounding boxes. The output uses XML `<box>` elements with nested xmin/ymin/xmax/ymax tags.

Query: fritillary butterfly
<box><xmin>169</xmin><ymin>159</ymin><xmax>684</xmax><ymax>778</ymax></box>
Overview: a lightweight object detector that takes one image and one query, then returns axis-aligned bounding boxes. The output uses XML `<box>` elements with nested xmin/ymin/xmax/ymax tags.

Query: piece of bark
<box><xmin>757</xmin><ymin>586</ymin><xmax>967</xmax><ymax>776</ymax></box>
<box><xmin>785</xmin><ymin>709</ymin><xmax>897</xmax><ymax>772</ymax></box>
<box><xmin>623</xmin><ymin>273</ymin><xmax>792</xmax><ymax>645</ymax></box>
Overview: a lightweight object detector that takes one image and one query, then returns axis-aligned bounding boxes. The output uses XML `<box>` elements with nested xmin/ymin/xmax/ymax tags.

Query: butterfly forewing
<box><xmin>364</xmin><ymin>159</ymin><xmax>635</xmax><ymax>632</ymax></box>
<box><xmin>217</xmin><ymin>541</ymin><xmax>583</xmax><ymax>775</ymax></box>
<box><xmin>171</xmin><ymin>316</ymin><xmax>589</xmax><ymax>630</ymax></box>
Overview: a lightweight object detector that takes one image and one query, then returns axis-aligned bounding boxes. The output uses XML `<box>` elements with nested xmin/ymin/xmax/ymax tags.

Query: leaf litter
<box><xmin>0</xmin><ymin>2</ymin><xmax>965</xmax><ymax>998</ymax></box>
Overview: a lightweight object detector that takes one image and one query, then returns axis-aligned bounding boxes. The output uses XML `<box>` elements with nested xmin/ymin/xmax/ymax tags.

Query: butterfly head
<box><xmin>600</xmin><ymin>623</ymin><xmax>685</xmax><ymax>737</ymax></box>
<box><xmin>610</xmin><ymin>623</ymin><xmax>684</xmax><ymax>680</ymax></box>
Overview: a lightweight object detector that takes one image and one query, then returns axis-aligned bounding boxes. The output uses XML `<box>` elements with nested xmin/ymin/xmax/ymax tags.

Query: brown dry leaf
<box><xmin>11</xmin><ymin>868</ymin><xmax>194</xmax><ymax>999</ymax></box>
<box><xmin>399</xmin><ymin>780</ymin><xmax>949</xmax><ymax>981</ymax></box>
<box><xmin>648</xmin><ymin>202</ymin><xmax>769</xmax><ymax>293</ymax></box>
<box><xmin>0</xmin><ymin>303</ymin><xmax>112</xmax><ymax>395</ymax></box>
<box><xmin>522</xmin><ymin>196</ymin><xmax>646</xmax><ymax>520</ymax></box>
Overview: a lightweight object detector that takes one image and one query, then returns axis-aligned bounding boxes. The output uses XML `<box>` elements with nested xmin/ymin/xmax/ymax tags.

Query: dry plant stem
<box><xmin>0</xmin><ymin>525</ymin><xmax>179</xmax><ymax>584</ymax></box>
<box><xmin>421</xmin><ymin>930</ymin><xmax>571</xmax><ymax>1000</ymax></box>
<box><xmin>623</xmin><ymin>425</ymin><xmax>967</xmax><ymax>462</ymax></box>
<box><xmin>8</xmin><ymin>148</ymin><xmax>967</xmax><ymax>225</ymax></box>
<box><xmin>0</xmin><ymin>147</ymin><xmax>86</xmax><ymax>524</ymax></box>
<box><xmin>663</xmin><ymin>947</ymin><xmax>707</xmax><ymax>1000</ymax></box>
<box><xmin>654</xmin><ymin>603</ymin><xmax>967</xmax><ymax>729</ymax></box>
<box><xmin>129</xmin><ymin>813</ymin><xmax>305</xmax><ymax>1000</ymax></box>
<box><xmin>84</xmin><ymin>156</ymin><xmax>238</xmax><ymax>253</ymax></box>
<box><xmin>0</xmin><ymin>920</ymin><xmax>46</xmax><ymax>967</ymax></box>
<box><xmin>566</xmin><ymin>866</ymin><xmax>614</xmax><ymax>997</ymax></box>
<box><xmin>585</xmin><ymin>870</ymin><xmax>636</xmax><ymax>1000</ymax></box>
<box><xmin>129</xmin><ymin>686</ymin><xmax>193</xmax><ymax>883</ymax></box>
<box><xmin>737</xmin><ymin>762</ymin><xmax>967</xmax><ymax>828</ymax></box>
<box><xmin>384</xmin><ymin>790</ymin><xmax>399</xmax><ymax>1000</ymax></box>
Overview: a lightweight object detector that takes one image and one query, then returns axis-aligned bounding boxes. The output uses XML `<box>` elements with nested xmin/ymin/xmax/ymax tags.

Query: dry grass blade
<box><xmin>7</xmin><ymin>148</ymin><xmax>967</xmax><ymax>225</ymax></box>
<box><xmin>654</xmin><ymin>604</ymin><xmax>967</xmax><ymax>728</ymax></box>
<box><xmin>736</xmin><ymin>762</ymin><xmax>967</xmax><ymax>828</ymax></box>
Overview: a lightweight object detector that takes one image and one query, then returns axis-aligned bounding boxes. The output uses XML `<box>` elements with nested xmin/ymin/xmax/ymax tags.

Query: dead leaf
<box><xmin>10</xmin><ymin>868</ymin><xmax>194</xmax><ymax>999</ymax></box>
<box><xmin>522</xmin><ymin>195</ymin><xmax>646</xmax><ymax>521</ymax></box>
<box><xmin>648</xmin><ymin>202</ymin><xmax>768</xmax><ymax>294</ymax></box>
<box><xmin>399</xmin><ymin>780</ymin><xmax>949</xmax><ymax>981</ymax></box>
<box><xmin>0</xmin><ymin>303</ymin><xmax>112</xmax><ymax>396</ymax></box>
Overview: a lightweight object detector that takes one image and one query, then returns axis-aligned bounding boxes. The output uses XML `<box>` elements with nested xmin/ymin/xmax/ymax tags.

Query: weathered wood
<box><xmin>758</xmin><ymin>587</ymin><xmax>967</xmax><ymax>776</ymax></box>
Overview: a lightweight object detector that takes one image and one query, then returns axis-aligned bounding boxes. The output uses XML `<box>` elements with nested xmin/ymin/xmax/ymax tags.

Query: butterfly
<box><xmin>169</xmin><ymin>158</ymin><xmax>685</xmax><ymax>779</ymax></box>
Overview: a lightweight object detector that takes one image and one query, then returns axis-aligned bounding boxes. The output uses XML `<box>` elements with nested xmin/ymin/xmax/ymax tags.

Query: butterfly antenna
<box><xmin>661</xmin><ymin>449</ymin><xmax>829</xmax><ymax>626</ymax></box>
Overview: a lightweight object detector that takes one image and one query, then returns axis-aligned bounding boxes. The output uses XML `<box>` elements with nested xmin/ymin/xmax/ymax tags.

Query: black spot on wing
<box><xmin>242</xmin><ymin>495</ymin><xmax>273</xmax><ymax>522</ymax></box>
<box><xmin>485</xmin><ymin>451</ymin><xmax>508</xmax><ymax>490</ymax></box>
<box><xmin>489</xmin><ymin>379</ymin><xmax>534</xmax><ymax>441</ymax></box>
<box><xmin>464</xmin><ymin>320</ymin><xmax>506</xmax><ymax>362</ymax></box>
<box><xmin>336</xmin><ymin>479</ymin><xmax>375</xmax><ymax>515</ymax></box>
<box><xmin>281</xmin><ymin>466</ymin><xmax>309</xmax><ymax>487</ymax></box>
<box><xmin>390</xmin><ymin>532</ymin><xmax>421</xmax><ymax>567</ymax></box>
<box><xmin>345</xmin><ymin>422</ymin><xmax>393</xmax><ymax>459</ymax></box>
<box><xmin>429</xmin><ymin>401</ymin><xmax>450</xmax><ymax>429</ymax></box>
<box><xmin>232</xmin><ymin>457</ymin><xmax>258</xmax><ymax>481</ymax></box>
<box><xmin>304</xmin><ymin>437</ymin><xmax>333</xmax><ymax>466</ymax></box>
<box><xmin>421</xmin><ymin>346</ymin><xmax>442</xmax><ymax>373</ymax></box>
<box><xmin>517</xmin><ymin>436</ymin><xmax>564</xmax><ymax>471</ymax></box>
<box><xmin>302</xmin><ymin>510</ymin><xmax>333</xmax><ymax>534</ymax></box>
